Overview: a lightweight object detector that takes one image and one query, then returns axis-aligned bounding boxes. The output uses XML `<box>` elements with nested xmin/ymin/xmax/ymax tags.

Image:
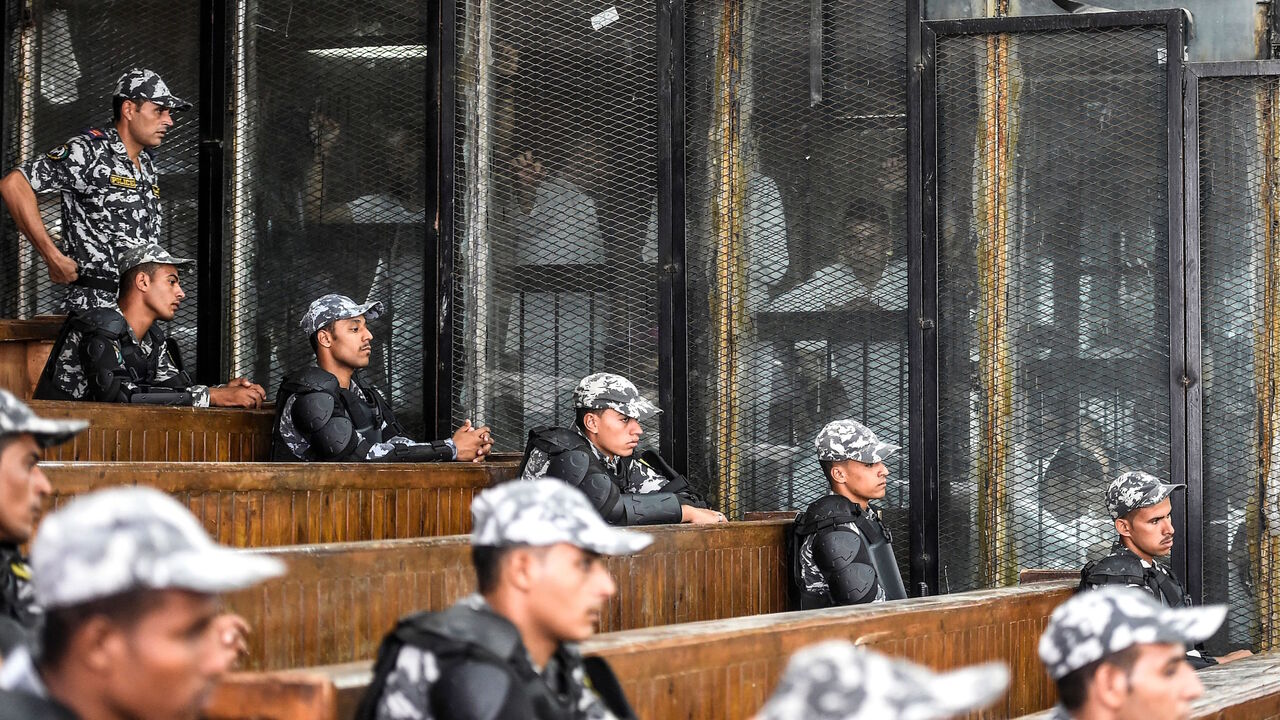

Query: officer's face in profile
<box><xmin>93</xmin><ymin>589</ymin><xmax>225</xmax><ymax>720</ymax></box>
<box><xmin>139</xmin><ymin>265</ymin><xmax>186</xmax><ymax>321</ymax></box>
<box><xmin>1116</xmin><ymin>498</ymin><xmax>1175</xmax><ymax>560</ymax></box>
<box><xmin>583</xmin><ymin>408</ymin><xmax>642</xmax><ymax>459</ymax></box>
<box><xmin>0</xmin><ymin>433</ymin><xmax>49</xmax><ymax>544</ymax></box>
<box><xmin>1091</xmin><ymin>642</ymin><xmax>1202</xmax><ymax>720</ymax></box>
<box><xmin>831</xmin><ymin>459</ymin><xmax>888</xmax><ymax>506</ymax></box>
<box><xmin>122</xmin><ymin>99</ymin><xmax>175</xmax><ymax>149</ymax></box>
<box><xmin>517</xmin><ymin>543</ymin><xmax>616</xmax><ymax>643</ymax></box>
<box><xmin>320</xmin><ymin>317</ymin><xmax>374</xmax><ymax>370</ymax></box>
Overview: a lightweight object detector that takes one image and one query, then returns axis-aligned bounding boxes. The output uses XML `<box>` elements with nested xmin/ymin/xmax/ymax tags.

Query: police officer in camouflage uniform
<box><xmin>1078</xmin><ymin>471</ymin><xmax>1250</xmax><ymax>668</ymax></box>
<box><xmin>0</xmin><ymin>390</ymin><xmax>85</xmax><ymax>657</ymax></box>
<box><xmin>33</xmin><ymin>244</ymin><xmax>266</xmax><ymax>407</ymax></box>
<box><xmin>1038</xmin><ymin>587</ymin><xmax>1224</xmax><ymax>720</ymax></box>
<box><xmin>356</xmin><ymin>479</ymin><xmax>645</xmax><ymax>720</ymax></box>
<box><xmin>0</xmin><ymin>486</ymin><xmax>284</xmax><ymax>720</ymax></box>
<box><xmin>519</xmin><ymin>373</ymin><xmax>722</xmax><ymax>526</ymax></box>
<box><xmin>271</xmin><ymin>293</ymin><xmax>492</xmax><ymax>462</ymax></box>
<box><xmin>752</xmin><ymin>640</ymin><xmax>1008</xmax><ymax>720</ymax></box>
<box><xmin>0</xmin><ymin>69</ymin><xmax>190</xmax><ymax>312</ymax></box>
<box><xmin>790</xmin><ymin>420</ymin><xmax>908</xmax><ymax>609</ymax></box>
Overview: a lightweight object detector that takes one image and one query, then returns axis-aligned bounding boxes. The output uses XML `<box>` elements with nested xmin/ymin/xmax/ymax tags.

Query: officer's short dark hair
<box><xmin>1054</xmin><ymin>644</ymin><xmax>1143</xmax><ymax>711</ymax></box>
<box><xmin>118</xmin><ymin>262</ymin><xmax>165</xmax><ymax>300</ymax></box>
<box><xmin>575</xmin><ymin>408</ymin><xmax>606</xmax><ymax>433</ymax></box>
<box><xmin>308</xmin><ymin>321</ymin><xmax>338</xmax><ymax>355</ymax></box>
<box><xmin>472</xmin><ymin>544</ymin><xmax>550</xmax><ymax>595</ymax></box>
<box><xmin>39</xmin><ymin>588</ymin><xmax>167</xmax><ymax>669</ymax></box>
<box><xmin>112</xmin><ymin>96</ymin><xmax>141</xmax><ymax>123</ymax></box>
<box><xmin>0</xmin><ymin>435</ymin><xmax>16</xmax><ymax>459</ymax></box>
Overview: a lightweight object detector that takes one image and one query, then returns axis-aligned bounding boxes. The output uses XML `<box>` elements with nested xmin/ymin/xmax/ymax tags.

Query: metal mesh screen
<box><xmin>226</xmin><ymin>0</ymin><xmax>429</xmax><ymax>435</ymax></box>
<box><xmin>451</xmin><ymin>0</ymin><xmax>660</xmax><ymax>449</ymax></box>
<box><xmin>1</xmin><ymin>0</ymin><xmax>200</xmax><ymax>369</ymax></box>
<box><xmin>684</xmin><ymin>0</ymin><xmax>909</xmax><ymax>522</ymax></box>
<box><xmin>1196</xmin><ymin>72</ymin><xmax>1280</xmax><ymax>654</ymax></box>
<box><xmin>932</xmin><ymin>26</ymin><xmax>1171</xmax><ymax>592</ymax></box>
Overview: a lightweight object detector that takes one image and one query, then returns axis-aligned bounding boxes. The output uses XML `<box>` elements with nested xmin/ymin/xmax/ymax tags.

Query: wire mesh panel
<box><xmin>1194</xmin><ymin>67</ymin><xmax>1280</xmax><ymax>654</ymax></box>
<box><xmin>684</xmin><ymin>0</ymin><xmax>909</xmax><ymax>522</ymax></box>
<box><xmin>1</xmin><ymin>0</ymin><xmax>201</xmax><ymax>369</ymax></box>
<box><xmin>929</xmin><ymin>21</ymin><xmax>1174</xmax><ymax>592</ymax></box>
<box><xmin>451</xmin><ymin>0</ymin><xmax>660</xmax><ymax>449</ymax></box>
<box><xmin>225</xmin><ymin>0</ymin><xmax>429</xmax><ymax>434</ymax></box>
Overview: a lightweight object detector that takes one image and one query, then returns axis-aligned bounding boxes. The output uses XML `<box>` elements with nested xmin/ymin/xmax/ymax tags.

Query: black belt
<box><xmin>72</xmin><ymin>273</ymin><xmax>118</xmax><ymax>293</ymax></box>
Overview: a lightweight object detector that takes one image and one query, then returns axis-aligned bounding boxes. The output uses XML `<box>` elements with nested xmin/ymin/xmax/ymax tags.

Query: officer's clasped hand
<box><xmin>452</xmin><ymin>419</ymin><xmax>494</xmax><ymax>462</ymax></box>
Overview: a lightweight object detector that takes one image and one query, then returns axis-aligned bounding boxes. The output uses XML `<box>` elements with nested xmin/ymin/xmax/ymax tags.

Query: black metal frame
<box><xmin>430</xmin><ymin>0</ymin><xmax>458</xmax><ymax>439</ymax></box>
<box><xmin>656</xmin><ymin>0</ymin><xmax>688</xmax><ymax>471</ymax></box>
<box><xmin>1180</xmin><ymin>58</ymin><xmax>1280</xmax><ymax>605</ymax></box>
<box><xmin>195</xmin><ymin>0</ymin><xmax>227</xmax><ymax>384</ymax></box>
<box><xmin>915</xmin><ymin>10</ymin><xmax>1187</xmax><ymax>596</ymax></box>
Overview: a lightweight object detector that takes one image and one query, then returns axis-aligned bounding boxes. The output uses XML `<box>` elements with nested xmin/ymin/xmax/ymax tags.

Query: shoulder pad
<box><xmin>404</xmin><ymin>604</ymin><xmax>523</xmax><ymax>662</ymax></box>
<box><xmin>72</xmin><ymin>308</ymin><xmax>128</xmax><ymax>338</ymax></box>
<box><xmin>531</xmin><ymin>426</ymin><xmax>590</xmax><ymax>453</ymax></box>
<box><xmin>1082</xmin><ymin>551</ymin><xmax>1147</xmax><ymax>585</ymax></box>
<box><xmin>431</xmin><ymin>660</ymin><xmax>517</xmax><ymax>720</ymax></box>
<box><xmin>291</xmin><ymin>392</ymin><xmax>337</xmax><ymax>433</ymax></box>
<box><xmin>281</xmin><ymin>366</ymin><xmax>340</xmax><ymax>395</ymax></box>
<box><xmin>796</xmin><ymin>495</ymin><xmax>862</xmax><ymax>533</ymax></box>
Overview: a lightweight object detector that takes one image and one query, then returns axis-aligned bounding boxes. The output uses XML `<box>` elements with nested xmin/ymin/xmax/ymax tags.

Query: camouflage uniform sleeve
<box><xmin>20</xmin><ymin>136</ymin><xmax>93</xmax><ymax>194</ymax></box>
<box><xmin>573</xmin><ymin>663</ymin><xmax>621</xmax><ymax>720</ymax></box>
<box><xmin>152</xmin><ymin>342</ymin><xmax>209</xmax><ymax>407</ymax></box>
<box><xmin>375</xmin><ymin>645</ymin><xmax>438</xmax><ymax>720</ymax></box>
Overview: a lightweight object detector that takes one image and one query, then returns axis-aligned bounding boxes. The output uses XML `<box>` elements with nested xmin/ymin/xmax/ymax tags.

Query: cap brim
<box><xmin>16</xmin><ymin>417</ymin><xmax>89</xmax><ymax>448</ymax></box>
<box><xmin>359</xmin><ymin>300</ymin><xmax>386</xmax><ymax>323</ymax></box>
<box><xmin>1156</xmin><ymin>603</ymin><xmax>1227</xmax><ymax>647</ymax></box>
<box><xmin>612</xmin><ymin>397</ymin><xmax>661</xmax><ymax>422</ymax></box>
<box><xmin>872</xmin><ymin>441</ymin><xmax>902</xmax><ymax>461</ymax></box>
<box><xmin>155</xmin><ymin>96</ymin><xmax>193</xmax><ymax>111</ymax></box>
<box><xmin>574</xmin><ymin>525</ymin><xmax>654</xmax><ymax>556</ymax></box>
<box><xmin>920</xmin><ymin>662</ymin><xmax>1010</xmax><ymax>717</ymax></box>
<box><xmin>165</xmin><ymin>547</ymin><xmax>285</xmax><ymax>595</ymax></box>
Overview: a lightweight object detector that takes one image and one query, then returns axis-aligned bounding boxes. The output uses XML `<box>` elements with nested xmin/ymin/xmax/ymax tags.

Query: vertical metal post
<box><xmin>196</xmin><ymin>0</ymin><xmax>227</xmax><ymax>383</ymax></box>
<box><xmin>908</xmin><ymin>3</ymin><xmax>940</xmax><ymax>596</ymax></box>
<box><xmin>424</xmin><ymin>0</ymin><xmax>449</xmax><ymax>438</ymax></box>
<box><xmin>1181</xmin><ymin>63</ymin><xmax>1203</xmax><ymax>605</ymax></box>
<box><xmin>656</xmin><ymin>0</ymin><xmax>688</xmax><ymax>473</ymax></box>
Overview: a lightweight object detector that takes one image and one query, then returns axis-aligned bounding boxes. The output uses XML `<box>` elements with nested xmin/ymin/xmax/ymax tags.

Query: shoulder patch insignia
<box><xmin>46</xmin><ymin>144</ymin><xmax>69</xmax><ymax>161</ymax></box>
<box><xmin>151</xmin><ymin>184</ymin><xmax>160</xmax><ymax>197</ymax></box>
<box><xmin>82</xmin><ymin>128</ymin><xmax>107</xmax><ymax>139</ymax></box>
<box><xmin>109</xmin><ymin>174</ymin><xmax>139</xmax><ymax>189</ymax></box>
<box><xmin>9</xmin><ymin>561</ymin><xmax>30</xmax><ymax>581</ymax></box>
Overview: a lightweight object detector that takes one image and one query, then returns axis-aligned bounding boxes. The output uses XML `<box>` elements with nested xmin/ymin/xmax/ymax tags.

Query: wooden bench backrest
<box><xmin>32</xmin><ymin>400</ymin><xmax>274</xmax><ymax>461</ymax></box>
<box><xmin>293</xmin><ymin>581</ymin><xmax>1073</xmax><ymax>720</ymax></box>
<box><xmin>0</xmin><ymin>317</ymin><xmax>62</xmax><ymax>400</ymax></box>
<box><xmin>225</xmin><ymin>519</ymin><xmax>791</xmax><ymax>671</ymax></box>
<box><xmin>204</xmin><ymin>671</ymin><xmax>337</xmax><ymax>720</ymax></box>
<box><xmin>42</xmin><ymin>461</ymin><xmax>520</xmax><ymax>546</ymax></box>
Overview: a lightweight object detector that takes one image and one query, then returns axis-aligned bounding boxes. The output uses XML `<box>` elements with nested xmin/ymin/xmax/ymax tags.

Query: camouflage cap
<box><xmin>113</xmin><ymin>68</ymin><xmax>192</xmax><ymax>111</ymax></box>
<box><xmin>814</xmin><ymin>419</ymin><xmax>901</xmax><ymax>463</ymax></box>
<box><xmin>573</xmin><ymin>373</ymin><xmax>661</xmax><ymax>422</ymax></box>
<box><xmin>471</xmin><ymin>478</ymin><xmax>653</xmax><ymax>555</ymax></box>
<box><xmin>300</xmin><ymin>293</ymin><xmax>385</xmax><ymax>336</ymax></box>
<box><xmin>117</xmin><ymin>243</ymin><xmax>194</xmax><ymax>275</ymax></box>
<box><xmin>756</xmin><ymin>641</ymin><xmax>1009</xmax><ymax>720</ymax></box>
<box><xmin>31</xmin><ymin>486</ymin><xmax>285</xmax><ymax>610</ymax></box>
<box><xmin>1038</xmin><ymin>586</ymin><xmax>1225</xmax><ymax>680</ymax></box>
<box><xmin>1105</xmin><ymin>470</ymin><xmax>1185</xmax><ymax>520</ymax></box>
<box><xmin>0</xmin><ymin>388</ymin><xmax>86</xmax><ymax>448</ymax></box>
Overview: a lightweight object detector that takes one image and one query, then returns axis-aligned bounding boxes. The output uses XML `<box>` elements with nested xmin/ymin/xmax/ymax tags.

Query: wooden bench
<box><xmin>0</xmin><ymin>317</ymin><xmax>62</xmax><ymax>400</ymax></box>
<box><xmin>42</xmin><ymin>460</ymin><xmax>521</xmax><ymax>546</ymax></box>
<box><xmin>204</xmin><ymin>671</ymin><xmax>337</xmax><ymax>720</ymax></box>
<box><xmin>32</xmin><ymin>400</ymin><xmax>275</xmax><ymax>461</ymax></box>
<box><xmin>224</xmin><ymin>519</ymin><xmax>791</xmax><ymax>671</ymax></box>
<box><xmin>267</xmin><ymin>580</ymin><xmax>1074</xmax><ymax>720</ymax></box>
<box><xmin>1018</xmin><ymin>651</ymin><xmax>1280</xmax><ymax>719</ymax></box>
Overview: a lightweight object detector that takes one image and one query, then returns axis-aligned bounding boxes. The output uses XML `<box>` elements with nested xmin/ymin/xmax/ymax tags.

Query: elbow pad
<box><xmin>548</xmin><ymin>448</ymin><xmax>624</xmax><ymax>522</ymax></box>
<box><xmin>813</xmin><ymin>529</ymin><xmax>880</xmax><ymax>605</ymax></box>
<box><xmin>429</xmin><ymin>661</ymin><xmax>532</xmax><ymax>720</ymax></box>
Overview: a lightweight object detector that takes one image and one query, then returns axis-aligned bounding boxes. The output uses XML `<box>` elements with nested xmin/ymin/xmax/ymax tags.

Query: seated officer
<box><xmin>1039</xmin><ymin>587</ymin><xmax>1223</xmax><ymax>720</ymax></box>
<box><xmin>0</xmin><ymin>390</ymin><xmax>86</xmax><ymax>656</ymax></box>
<box><xmin>753</xmin><ymin>640</ymin><xmax>1008</xmax><ymax>720</ymax></box>
<box><xmin>519</xmin><ymin>372</ymin><xmax>722</xmax><ymax>526</ymax></box>
<box><xmin>272</xmin><ymin>293</ymin><xmax>492</xmax><ymax>462</ymax></box>
<box><xmin>790</xmin><ymin>419</ymin><xmax>907</xmax><ymax>609</ymax></box>
<box><xmin>356</xmin><ymin>479</ymin><xmax>644</xmax><ymax>720</ymax></box>
<box><xmin>1079</xmin><ymin>471</ymin><xmax>1250</xmax><ymax>667</ymax></box>
<box><xmin>33</xmin><ymin>244</ymin><xmax>266</xmax><ymax>407</ymax></box>
<box><xmin>0</xmin><ymin>486</ymin><xmax>284</xmax><ymax>719</ymax></box>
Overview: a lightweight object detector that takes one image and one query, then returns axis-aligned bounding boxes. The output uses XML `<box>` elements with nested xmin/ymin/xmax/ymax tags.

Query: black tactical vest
<box><xmin>790</xmin><ymin>496</ymin><xmax>908</xmax><ymax>608</ymax></box>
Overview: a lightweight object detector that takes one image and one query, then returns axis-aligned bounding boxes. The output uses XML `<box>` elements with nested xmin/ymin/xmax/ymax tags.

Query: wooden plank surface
<box><xmin>43</xmin><ymin>460</ymin><xmax>521</xmax><ymax>546</ymax></box>
<box><xmin>224</xmin><ymin>519</ymin><xmax>792</xmax><ymax>671</ymax></box>
<box><xmin>31</xmin><ymin>400</ymin><xmax>275</xmax><ymax>461</ymax></box>
<box><xmin>0</xmin><ymin>317</ymin><xmax>62</xmax><ymax>400</ymax></box>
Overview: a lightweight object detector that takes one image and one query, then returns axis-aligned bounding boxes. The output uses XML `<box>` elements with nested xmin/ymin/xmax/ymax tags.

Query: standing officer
<box><xmin>0</xmin><ymin>390</ymin><xmax>86</xmax><ymax>656</ymax></box>
<box><xmin>1079</xmin><ymin>471</ymin><xmax>1251</xmax><ymax>667</ymax></box>
<box><xmin>271</xmin><ymin>293</ymin><xmax>491</xmax><ymax>462</ymax></box>
<box><xmin>0</xmin><ymin>486</ymin><xmax>284</xmax><ymax>719</ymax></box>
<box><xmin>33</xmin><ymin>244</ymin><xmax>265</xmax><ymax>407</ymax></box>
<box><xmin>753</xmin><ymin>640</ymin><xmax>1008</xmax><ymax>720</ymax></box>
<box><xmin>1038</xmin><ymin>587</ymin><xmax>1223</xmax><ymax>720</ymax></box>
<box><xmin>520</xmin><ymin>372</ymin><xmax>722</xmax><ymax>526</ymax></box>
<box><xmin>790</xmin><ymin>419</ymin><xmax>907</xmax><ymax>609</ymax></box>
<box><xmin>0</xmin><ymin>68</ymin><xmax>191</xmax><ymax>312</ymax></box>
<box><xmin>357</xmin><ymin>479</ymin><xmax>644</xmax><ymax>720</ymax></box>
